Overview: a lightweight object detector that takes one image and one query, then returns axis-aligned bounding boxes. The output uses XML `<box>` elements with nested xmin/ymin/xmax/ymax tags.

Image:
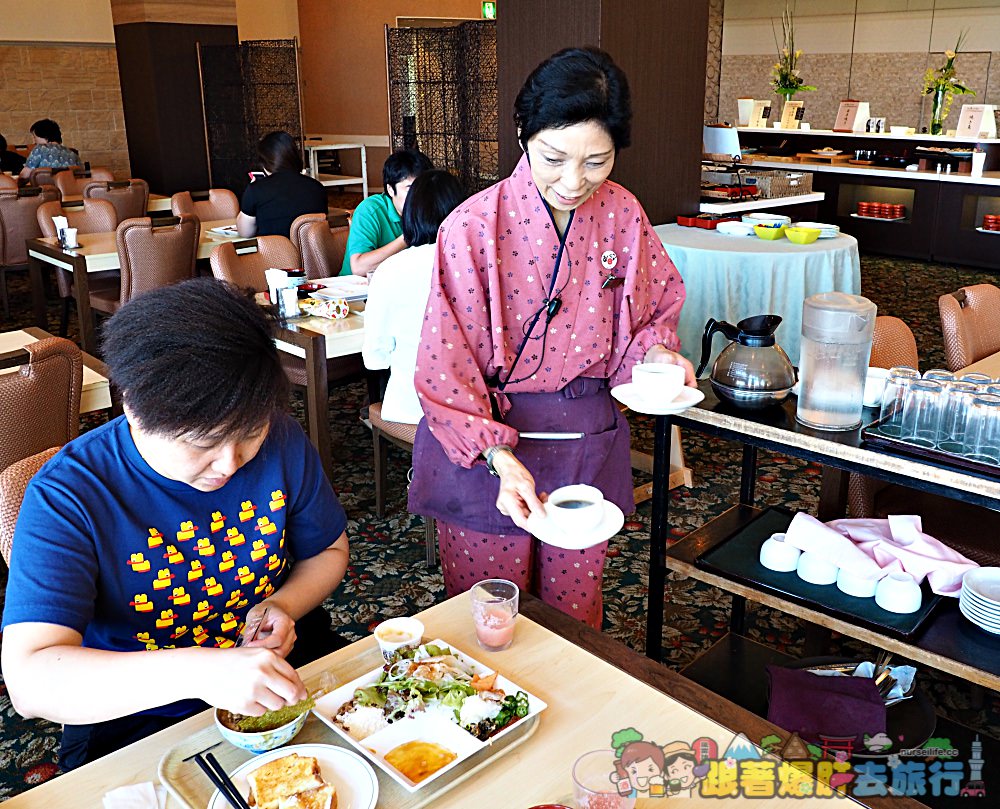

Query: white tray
<box><xmin>851</xmin><ymin>213</ymin><xmax>906</xmax><ymax>222</ymax></box>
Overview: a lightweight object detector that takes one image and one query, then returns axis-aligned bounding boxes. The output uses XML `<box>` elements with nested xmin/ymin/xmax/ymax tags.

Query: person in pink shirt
<box><xmin>408</xmin><ymin>47</ymin><xmax>693</xmax><ymax>627</ymax></box>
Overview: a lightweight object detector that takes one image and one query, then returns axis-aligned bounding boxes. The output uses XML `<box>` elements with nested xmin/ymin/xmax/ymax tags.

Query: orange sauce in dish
<box><xmin>384</xmin><ymin>740</ymin><xmax>457</xmax><ymax>782</ymax></box>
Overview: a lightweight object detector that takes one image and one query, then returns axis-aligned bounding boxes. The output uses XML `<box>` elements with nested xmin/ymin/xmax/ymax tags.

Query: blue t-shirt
<box><xmin>25</xmin><ymin>143</ymin><xmax>79</xmax><ymax>170</ymax></box>
<box><xmin>3</xmin><ymin>413</ymin><xmax>346</xmax><ymax>690</ymax></box>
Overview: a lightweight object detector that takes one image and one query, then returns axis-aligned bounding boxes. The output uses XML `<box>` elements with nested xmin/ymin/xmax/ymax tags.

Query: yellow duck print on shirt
<box><xmin>266</xmin><ymin>554</ymin><xmax>281</xmax><ymax>572</ymax></box>
<box><xmin>171</xmin><ymin>625</ymin><xmax>189</xmax><ymax>640</ymax></box>
<box><xmin>269</xmin><ymin>490</ymin><xmax>286</xmax><ymax>510</ymax></box>
<box><xmin>188</xmin><ymin>560</ymin><xmax>205</xmax><ymax>581</ymax></box>
<box><xmin>192</xmin><ymin>600</ymin><xmax>215</xmax><ymax>622</ymax></box>
<box><xmin>225</xmin><ymin>527</ymin><xmax>246</xmax><ymax>547</ymax></box>
<box><xmin>192</xmin><ymin>626</ymin><xmax>209</xmax><ymax>645</ymax></box>
<box><xmin>218</xmin><ymin>550</ymin><xmax>236</xmax><ymax>572</ymax></box>
<box><xmin>176</xmin><ymin>521</ymin><xmax>198</xmax><ymax>542</ymax></box>
<box><xmin>202</xmin><ymin>576</ymin><xmax>223</xmax><ymax>597</ymax></box>
<box><xmin>254</xmin><ymin>575</ymin><xmax>273</xmax><ymax>598</ymax></box>
<box><xmin>168</xmin><ymin>586</ymin><xmax>190</xmax><ymax>606</ymax></box>
<box><xmin>163</xmin><ymin>545</ymin><xmax>184</xmax><ymax>565</ymax></box>
<box><xmin>130</xmin><ymin>593</ymin><xmax>153</xmax><ymax>613</ymax></box>
<box><xmin>255</xmin><ymin>517</ymin><xmax>277</xmax><ymax>537</ymax></box>
<box><xmin>196</xmin><ymin>537</ymin><xmax>216</xmax><ymax>557</ymax></box>
<box><xmin>235</xmin><ymin>566</ymin><xmax>255</xmax><ymax>586</ymax></box>
<box><xmin>225</xmin><ymin>589</ymin><xmax>243</xmax><ymax>608</ymax></box>
<box><xmin>147</xmin><ymin>528</ymin><xmax>164</xmax><ymax>548</ymax></box>
<box><xmin>220</xmin><ymin>612</ymin><xmax>238</xmax><ymax>633</ymax></box>
<box><xmin>127</xmin><ymin>552</ymin><xmax>150</xmax><ymax>573</ymax></box>
<box><xmin>152</xmin><ymin>568</ymin><xmax>175</xmax><ymax>590</ymax></box>
<box><xmin>250</xmin><ymin>538</ymin><xmax>270</xmax><ymax>561</ymax></box>
<box><xmin>155</xmin><ymin>609</ymin><xmax>178</xmax><ymax>629</ymax></box>
<box><xmin>214</xmin><ymin>636</ymin><xmax>235</xmax><ymax>649</ymax></box>
<box><xmin>210</xmin><ymin>511</ymin><xmax>226</xmax><ymax>532</ymax></box>
<box><xmin>238</xmin><ymin>501</ymin><xmax>256</xmax><ymax>522</ymax></box>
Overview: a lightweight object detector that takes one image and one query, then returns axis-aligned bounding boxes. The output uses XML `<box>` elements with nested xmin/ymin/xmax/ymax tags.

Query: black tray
<box><xmin>695</xmin><ymin>507</ymin><xmax>943</xmax><ymax>638</ymax></box>
<box><xmin>862</xmin><ymin>414</ymin><xmax>1000</xmax><ymax>477</ymax></box>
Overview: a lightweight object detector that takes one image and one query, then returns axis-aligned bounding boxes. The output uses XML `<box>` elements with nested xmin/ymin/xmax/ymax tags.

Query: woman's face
<box><xmin>525</xmin><ymin>120</ymin><xmax>615</xmax><ymax>212</ymax></box>
<box><xmin>667</xmin><ymin>757</ymin><xmax>695</xmax><ymax>787</ymax></box>
<box><xmin>625</xmin><ymin>757</ymin><xmax>660</xmax><ymax>787</ymax></box>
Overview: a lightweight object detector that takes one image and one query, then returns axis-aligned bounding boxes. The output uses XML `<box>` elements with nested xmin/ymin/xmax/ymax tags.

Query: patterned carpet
<box><xmin>0</xmin><ymin>253</ymin><xmax>997</xmax><ymax>799</ymax></box>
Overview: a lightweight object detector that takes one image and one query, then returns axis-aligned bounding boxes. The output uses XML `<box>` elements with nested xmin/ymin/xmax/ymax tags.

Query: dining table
<box><xmin>26</xmin><ymin>219</ymin><xmax>243</xmax><ymax>355</ymax></box>
<box><xmin>0</xmin><ymin>593</ymin><xmax>918</xmax><ymax>808</ymax></box>
<box><xmin>958</xmin><ymin>351</ymin><xmax>1000</xmax><ymax>379</ymax></box>
<box><xmin>653</xmin><ymin>223</ymin><xmax>861</xmax><ymax>369</ymax></box>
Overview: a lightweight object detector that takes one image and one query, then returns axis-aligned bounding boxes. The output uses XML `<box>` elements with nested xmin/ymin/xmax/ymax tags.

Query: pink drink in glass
<box><xmin>470</xmin><ymin>579</ymin><xmax>519</xmax><ymax>652</ymax></box>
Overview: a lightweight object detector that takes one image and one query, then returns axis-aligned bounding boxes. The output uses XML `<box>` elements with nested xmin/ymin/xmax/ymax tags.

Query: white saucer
<box><xmin>527</xmin><ymin>500</ymin><xmax>625</xmax><ymax>550</ymax></box>
<box><xmin>610</xmin><ymin>383</ymin><xmax>705</xmax><ymax>415</ymax></box>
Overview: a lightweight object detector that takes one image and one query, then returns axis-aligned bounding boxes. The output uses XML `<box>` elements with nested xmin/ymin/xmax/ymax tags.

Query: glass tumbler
<box><xmin>938</xmin><ymin>381</ymin><xmax>980</xmax><ymax>454</ymax></box>
<box><xmin>879</xmin><ymin>367</ymin><xmax>920</xmax><ymax>436</ymax></box>
<box><xmin>900</xmin><ymin>379</ymin><xmax>944</xmax><ymax>447</ymax></box>
<box><xmin>959</xmin><ymin>372</ymin><xmax>992</xmax><ymax>389</ymax></box>
<box><xmin>573</xmin><ymin>749</ymin><xmax>637</xmax><ymax>809</ymax></box>
<box><xmin>923</xmin><ymin>368</ymin><xmax>955</xmax><ymax>383</ymax></box>
<box><xmin>965</xmin><ymin>394</ymin><xmax>1000</xmax><ymax>465</ymax></box>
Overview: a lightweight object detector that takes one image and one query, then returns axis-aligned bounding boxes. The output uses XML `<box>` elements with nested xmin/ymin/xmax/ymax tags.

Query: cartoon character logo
<box><xmin>609</xmin><ymin>729</ymin><xmax>708</xmax><ymax>798</ymax></box>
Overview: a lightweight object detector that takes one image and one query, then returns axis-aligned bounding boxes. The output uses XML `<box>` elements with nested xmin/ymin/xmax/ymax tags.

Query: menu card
<box><xmin>833</xmin><ymin>100</ymin><xmax>871</xmax><ymax>132</ymax></box>
<box><xmin>779</xmin><ymin>100</ymin><xmax>805</xmax><ymax>130</ymax></box>
<box><xmin>956</xmin><ymin>104</ymin><xmax>997</xmax><ymax>139</ymax></box>
<box><xmin>748</xmin><ymin>100</ymin><xmax>772</xmax><ymax>129</ymax></box>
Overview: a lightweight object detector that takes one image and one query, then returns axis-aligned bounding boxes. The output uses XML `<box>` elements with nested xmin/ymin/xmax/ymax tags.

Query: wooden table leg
<box><xmin>818</xmin><ymin>466</ymin><xmax>850</xmax><ymax>521</ymax></box>
<box><xmin>645</xmin><ymin>414</ymin><xmax>672</xmax><ymax>661</ymax></box>
<box><xmin>302</xmin><ymin>330</ymin><xmax>332</xmax><ymax>479</ymax></box>
<box><xmin>739</xmin><ymin>444</ymin><xmax>758</xmax><ymax>507</ymax></box>
<box><xmin>28</xmin><ymin>254</ymin><xmax>48</xmax><ymax>329</ymax></box>
<box><xmin>72</xmin><ymin>256</ymin><xmax>97</xmax><ymax>354</ymax></box>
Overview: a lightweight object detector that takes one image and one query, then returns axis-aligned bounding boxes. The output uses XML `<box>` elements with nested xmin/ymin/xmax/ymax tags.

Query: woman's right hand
<box><xmin>200</xmin><ymin>647</ymin><xmax>306</xmax><ymax>716</ymax></box>
<box><xmin>491</xmin><ymin>450</ymin><xmax>546</xmax><ymax>529</ymax></box>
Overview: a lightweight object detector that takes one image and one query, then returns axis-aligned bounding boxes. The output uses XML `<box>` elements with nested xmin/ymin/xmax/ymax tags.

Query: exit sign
<box><xmin>482</xmin><ymin>1</ymin><xmax>497</xmax><ymax>19</ymax></box>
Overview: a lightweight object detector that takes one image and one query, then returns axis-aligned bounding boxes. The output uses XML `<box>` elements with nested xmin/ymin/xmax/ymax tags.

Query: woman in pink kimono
<box><xmin>408</xmin><ymin>47</ymin><xmax>693</xmax><ymax>627</ymax></box>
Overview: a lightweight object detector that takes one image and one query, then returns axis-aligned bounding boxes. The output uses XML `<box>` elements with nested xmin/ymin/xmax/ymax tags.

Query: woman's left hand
<box><xmin>643</xmin><ymin>344</ymin><xmax>697</xmax><ymax>386</ymax></box>
<box><xmin>242</xmin><ymin>602</ymin><xmax>297</xmax><ymax>659</ymax></box>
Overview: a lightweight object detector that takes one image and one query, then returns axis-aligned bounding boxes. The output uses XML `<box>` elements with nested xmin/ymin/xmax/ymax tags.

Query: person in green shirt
<box><xmin>341</xmin><ymin>148</ymin><xmax>433</xmax><ymax>276</ymax></box>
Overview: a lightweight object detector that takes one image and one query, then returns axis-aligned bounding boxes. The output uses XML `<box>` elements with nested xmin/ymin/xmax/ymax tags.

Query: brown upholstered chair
<box><xmin>939</xmin><ymin>284</ymin><xmax>1000</xmax><ymax>372</ymax></box>
<box><xmin>54</xmin><ymin>167</ymin><xmax>114</xmax><ymax>197</ymax></box>
<box><xmin>37</xmin><ymin>198</ymin><xmax>120</xmax><ymax>335</ymax></box>
<box><xmin>367</xmin><ymin>402</ymin><xmax>437</xmax><ymax>567</ymax></box>
<box><xmin>89</xmin><ymin>215</ymin><xmax>199</xmax><ymax>316</ymax></box>
<box><xmin>83</xmin><ymin>179</ymin><xmax>150</xmax><ymax>222</ymax></box>
<box><xmin>171</xmin><ymin>189</ymin><xmax>239</xmax><ymax>221</ymax></box>
<box><xmin>27</xmin><ymin>166</ymin><xmax>77</xmax><ymax>189</ymax></box>
<box><xmin>290</xmin><ymin>213</ymin><xmax>350</xmax><ymax>280</ymax></box>
<box><xmin>0</xmin><ymin>174</ymin><xmax>17</xmax><ymax>193</ymax></box>
<box><xmin>0</xmin><ymin>185</ymin><xmax>60</xmax><ymax>318</ymax></box>
<box><xmin>0</xmin><ymin>447</ymin><xmax>60</xmax><ymax>566</ymax></box>
<box><xmin>0</xmin><ymin>337</ymin><xmax>81</xmax><ymax>474</ymax></box>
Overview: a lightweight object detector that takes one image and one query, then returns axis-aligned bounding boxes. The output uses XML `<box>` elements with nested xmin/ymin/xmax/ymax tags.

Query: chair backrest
<box><xmin>939</xmin><ymin>284</ymin><xmax>1000</xmax><ymax>371</ymax></box>
<box><xmin>0</xmin><ymin>446</ymin><xmax>60</xmax><ymax>566</ymax></box>
<box><xmin>290</xmin><ymin>213</ymin><xmax>350</xmax><ymax>280</ymax></box>
<box><xmin>209</xmin><ymin>236</ymin><xmax>301</xmax><ymax>292</ymax></box>
<box><xmin>171</xmin><ymin>189</ymin><xmax>239</xmax><ymax>221</ymax></box>
<box><xmin>0</xmin><ymin>337</ymin><xmax>81</xmax><ymax>474</ymax></box>
<box><xmin>37</xmin><ymin>198</ymin><xmax>118</xmax><ymax>238</ymax></box>
<box><xmin>870</xmin><ymin>315</ymin><xmax>919</xmax><ymax>370</ymax></box>
<box><xmin>27</xmin><ymin>166</ymin><xmax>77</xmax><ymax>189</ymax></box>
<box><xmin>0</xmin><ymin>187</ymin><xmax>60</xmax><ymax>267</ymax></box>
<box><xmin>83</xmin><ymin>178</ymin><xmax>150</xmax><ymax>222</ymax></box>
<box><xmin>0</xmin><ymin>174</ymin><xmax>18</xmax><ymax>194</ymax></box>
<box><xmin>117</xmin><ymin>215</ymin><xmax>199</xmax><ymax>304</ymax></box>
<box><xmin>54</xmin><ymin>167</ymin><xmax>115</xmax><ymax>197</ymax></box>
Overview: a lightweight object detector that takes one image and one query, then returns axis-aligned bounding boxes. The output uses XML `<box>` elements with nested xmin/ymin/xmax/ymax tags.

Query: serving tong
<box><xmin>806</xmin><ymin>651</ymin><xmax>900</xmax><ymax>701</ymax></box>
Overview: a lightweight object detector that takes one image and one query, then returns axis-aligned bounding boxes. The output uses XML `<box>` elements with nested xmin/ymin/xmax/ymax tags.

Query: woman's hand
<box><xmin>242</xmin><ymin>603</ymin><xmax>296</xmax><ymax>659</ymax></box>
<box><xmin>643</xmin><ymin>344</ymin><xmax>697</xmax><ymax>386</ymax></box>
<box><xmin>201</xmin><ymin>647</ymin><xmax>306</xmax><ymax>716</ymax></box>
<box><xmin>491</xmin><ymin>450</ymin><xmax>546</xmax><ymax>529</ymax></box>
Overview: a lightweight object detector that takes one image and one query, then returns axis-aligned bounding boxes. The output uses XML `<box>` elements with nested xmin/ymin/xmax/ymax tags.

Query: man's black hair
<box><xmin>102</xmin><ymin>278</ymin><xmax>288</xmax><ymax>439</ymax></box>
<box><xmin>514</xmin><ymin>47</ymin><xmax>631</xmax><ymax>153</ymax></box>
<box><xmin>382</xmin><ymin>148</ymin><xmax>433</xmax><ymax>195</ymax></box>
<box><xmin>30</xmin><ymin>118</ymin><xmax>62</xmax><ymax>143</ymax></box>
<box><xmin>402</xmin><ymin>169</ymin><xmax>465</xmax><ymax>247</ymax></box>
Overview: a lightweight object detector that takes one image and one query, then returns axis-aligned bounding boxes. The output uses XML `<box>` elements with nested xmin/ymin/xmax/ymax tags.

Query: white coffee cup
<box><xmin>837</xmin><ymin>567</ymin><xmax>880</xmax><ymax>598</ymax></box>
<box><xmin>632</xmin><ymin>362</ymin><xmax>685</xmax><ymax>403</ymax></box>
<box><xmin>759</xmin><ymin>533</ymin><xmax>801</xmax><ymax>572</ymax></box>
<box><xmin>546</xmin><ymin>484</ymin><xmax>605</xmax><ymax>533</ymax></box>
<box><xmin>64</xmin><ymin>227</ymin><xmax>79</xmax><ymax>248</ymax></box>
<box><xmin>374</xmin><ymin>616</ymin><xmax>424</xmax><ymax>661</ymax></box>
<box><xmin>796</xmin><ymin>551</ymin><xmax>839</xmax><ymax>585</ymax></box>
<box><xmin>875</xmin><ymin>571</ymin><xmax>922</xmax><ymax>614</ymax></box>
<box><xmin>863</xmin><ymin>367</ymin><xmax>890</xmax><ymax>408</ymax></box>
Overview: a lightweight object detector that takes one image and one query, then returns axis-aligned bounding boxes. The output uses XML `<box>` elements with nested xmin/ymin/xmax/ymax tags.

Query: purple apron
<box><xmin>408</xmin><ymin>377</ymin><xmax>633</xmax><ymax>536</ymax></box>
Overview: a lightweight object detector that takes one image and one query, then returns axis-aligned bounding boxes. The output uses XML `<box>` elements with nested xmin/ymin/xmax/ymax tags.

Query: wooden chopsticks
<box><xmin>194</xmin><ymin>751</ymin><xmax>252</xmax><ymax>809</ymax></box>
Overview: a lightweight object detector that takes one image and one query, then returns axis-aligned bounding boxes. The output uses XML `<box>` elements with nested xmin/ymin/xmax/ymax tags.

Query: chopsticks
<box><xmin>194</xmin><ymin>751</ymin><xmax>253</xmax><ymax>809</ymax></box>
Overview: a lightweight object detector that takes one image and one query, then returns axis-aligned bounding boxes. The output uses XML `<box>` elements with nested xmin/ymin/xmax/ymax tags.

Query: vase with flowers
<box><xmin>770</xmin><ymin>3</ymin><xmax>816</xmax><ymax>104</ymax></box>
<box><xmin>922</xmin><ymin>32</ymin><xmax>975</xmax><ymax>135</ymax></box>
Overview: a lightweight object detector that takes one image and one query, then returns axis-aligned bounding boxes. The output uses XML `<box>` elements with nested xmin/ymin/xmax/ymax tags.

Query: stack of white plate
<box><xmin>959</xmin><ymin>567</ymin><xmax>1000</xmax><ymax>634</ymax></box>
<box><xmin>792</xmin><ymin>221</ymin><xmax>840</xmax><ymax>239</ymax></box>
<box><xmin>742</xmin><ymin>212</ymin><xmax>791</xmax><ymax>228</ymax></box>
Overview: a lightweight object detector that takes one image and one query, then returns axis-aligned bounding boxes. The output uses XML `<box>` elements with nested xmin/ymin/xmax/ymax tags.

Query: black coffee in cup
<box><xmin>554</xmin><ymin>499</ymin><xmax>594</xmax><ymax>509</ymax></box>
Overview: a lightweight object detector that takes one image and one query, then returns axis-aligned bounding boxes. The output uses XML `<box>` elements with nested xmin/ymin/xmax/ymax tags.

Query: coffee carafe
<box><xmin>796</xmin><ymin>292</ymin><xmax>877</xmax><ymax>430</ymax></box>
<box><xmin>696</xmin><ymin>315</ymin><xmax>797</xmax><ymax>410</ymax></box>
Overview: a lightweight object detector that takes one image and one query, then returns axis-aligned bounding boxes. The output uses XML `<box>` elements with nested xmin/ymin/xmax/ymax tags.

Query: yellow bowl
<box><xmin>754</xmin><ymin>224</ymin><xmax>786</xmax><ymax>240</ymax></box>
<box><xmin>784</xmin><ymin>227</ymin><xmax>821</xmax><ymax>245</ymax></box>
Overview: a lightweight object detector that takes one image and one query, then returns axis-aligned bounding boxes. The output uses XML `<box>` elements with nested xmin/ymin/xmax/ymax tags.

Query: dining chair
<box><xmin>27</xmin><ymin>166</ymin><xmax>76</xmax><ymax>189</ymax></box>
<box><xmin>37</xmin><ymin>199</ymin><xmax>120</xmax><ymax>336</ymax></box>
<box><xmin>290</xmin><ymin>213</ymin><xmax>350</xmax><ymax>280</ymax></box>
<box><xmin>939</xmin><ymin>284</ymin><xmax>1000</xmax><ymax>372</ymax></box>
<box><xmin>89</xmin><ymin>215</ymin><xmax>199</xmax><ymax>316</ymax></box>
<box><xmin>0</xmin><ymin>447</ymin><xmax>60</xmax><ymax>567</ymax></box>
<box><xmin>54</xmin><ymin>167</ymin><xmax>115</xmax><ymax>197</ymax></box>
<box><xmin>0</xmin><ymin>174</ymin><xmax>17</xmax><ymax>193</ymax></box>
<box><xmin>83</xmin><ymin>179</ymin><xmax>150</xmax><ymax>222</ymax></box>
<box><xmin>0</xmin><ymin>185</ymin><xmax>60</xmax><ymax>319</ymax></box>
<box><xmin>171</xmin><ymin>189</ymin><xmax>239</xmax><ymax>221</ymax></box>
<box><xmin>0</xmin><ymin>336</ymin><xmax>81</xmax><ymax>474</ymax></box>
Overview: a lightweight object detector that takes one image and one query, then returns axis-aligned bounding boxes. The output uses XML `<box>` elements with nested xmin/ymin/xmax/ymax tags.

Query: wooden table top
<box><xmin>1</xmin><ymin>594</ymin><xmax>904</xmax><ymax>808</ymax></box>
<box><xmin>275</xmin><ymin>310</ymin><xmax>366</xmax><ymax>361</ymax></box>
<box><xmin>958</xmin><ymin>351</ymin><xmax>1000</xmax><ymax>380</ymax></box>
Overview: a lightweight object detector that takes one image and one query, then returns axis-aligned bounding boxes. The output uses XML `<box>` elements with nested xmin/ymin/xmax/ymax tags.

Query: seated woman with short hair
<box><xmin>362</xmin><ymin>169</ymin><xmax>465</xmax><ymax>424</ymax></box>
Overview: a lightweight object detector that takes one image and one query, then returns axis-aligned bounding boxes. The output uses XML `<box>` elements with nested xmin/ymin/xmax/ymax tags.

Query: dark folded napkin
<box><xmin>767</xmin><ymin>666</ymin><xmax>887</xmax><ymax>748</ymax></box>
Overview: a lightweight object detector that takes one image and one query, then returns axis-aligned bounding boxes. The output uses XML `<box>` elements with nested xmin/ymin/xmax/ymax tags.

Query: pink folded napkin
<box><xmin>785</xmin><ymin>513</ymin><xmax>978</xmax><ymax>596</ymax></box>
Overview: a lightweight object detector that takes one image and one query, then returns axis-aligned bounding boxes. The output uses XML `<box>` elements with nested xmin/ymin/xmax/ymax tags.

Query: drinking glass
<box><xmin>985</xmin><ymin>383</ymin><xmax>1000</xmax><ymax>396</ymax></box>
<box><xmin>923</xmin><ymin>368</ymin><xmax>954</xmax><ymax>383</ymax></box>
<box><xmin>879</xmin><ymin>367</ymin><xmax>920</xmax><ymax>436</ymax></box>
<box><xmin>965</xmin><ymin>394</ymin><xmax>1000</xmax><ymax>465</ymax></box>
<box><xmin>938</xmin><ymin>381</ymin><xmax>979</xmax><ymax>454</ymax></box>
<box><xmin>572</xmin><ymin>749</ymin><xmax>637</xmax><ymax>809</ymax></box>
<box><xmin>470</xmin><ymin>579</ymin><xmax>519</xmax><ymax>651</ymax></box>
<box><xmin>959</xmin><ymin>372</ymin><xmax>992</xmax><ymax>390</ymax></box>
<box><xmin>900</xmin><ymin>379</ymin><xmax>943</xmax><ymax>447</ymax></box>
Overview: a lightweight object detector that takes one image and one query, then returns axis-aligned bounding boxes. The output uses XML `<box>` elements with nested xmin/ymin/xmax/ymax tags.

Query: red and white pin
<box><xmin>600</xmin><ymin>250</ymin><xmax>618</xmax><ymax>270</ymax></box>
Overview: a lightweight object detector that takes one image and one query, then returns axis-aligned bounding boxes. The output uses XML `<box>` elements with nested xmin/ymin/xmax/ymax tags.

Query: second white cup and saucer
<box><xmin>526</xmin><ymin>484</ymin><xmax>625</xmax><ymax>550</ymax></box>
<box><xmin>611</xmin><ymin>362</ymin><xmax>705</xmax><ymax>416</ymax></box>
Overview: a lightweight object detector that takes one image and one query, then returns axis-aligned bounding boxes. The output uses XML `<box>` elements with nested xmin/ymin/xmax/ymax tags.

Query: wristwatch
<box><xmin>483</xmin><ymin>444</ymin><xmax>514</xmax><ymax>477</ymax></box>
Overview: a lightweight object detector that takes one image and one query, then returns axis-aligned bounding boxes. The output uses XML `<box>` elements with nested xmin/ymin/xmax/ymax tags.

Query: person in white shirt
<box><xmin>362</xmin><ymin>170</ymin><xmax>465</xmax><ymax>423</ymax></box>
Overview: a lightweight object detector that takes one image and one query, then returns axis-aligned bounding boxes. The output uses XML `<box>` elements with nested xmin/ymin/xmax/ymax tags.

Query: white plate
<box><xmin>610</xmin><ymin>383</ymin><xmax>705</xmax><ymax>416</ymax></box>
<box><xmin>526</xmin><ymin>499</ymin><xmax>626</xmax><ymax>550</ymax></box>
<box><xmin>963</xmin><ymin>567</ymin><xmax>1000</xmax><ymax>605</ymax></box>
<box><xmin>960</xmin><ymin>600</ymin><xmax>1000</xmax><ymax>627</ymax></box>
<box><xmin>960</xmin><ymin>603</ymin><xmax>1000</xmax><ymax>635</ymax></box>
<box><xmin>960</xmin><ymin>592</ymin><xmax>1000</xmax><ymax>619</ymax></box>
<box><xmin>716</xmin><ymin>221</ymin><xmax>755</xmax><ymax>237</ymax></box>
<box><xmin>311</xmin><ymin>641</ymin><xmax>546</xmax><ymax>793</ymax></box>
<box><xmin>207</xmin><ymin>743</ymin><xmax>378</xmax><ymax>809</ymax></box>
<box><xmin>811</xmin><ymin>149</ymin><xmax>842</xmax><ymax>155</ymax></box>
<box><xmin>792</xmin><ymin>221</ymin><xmax>839</xmax><ymax>238</ymax></box>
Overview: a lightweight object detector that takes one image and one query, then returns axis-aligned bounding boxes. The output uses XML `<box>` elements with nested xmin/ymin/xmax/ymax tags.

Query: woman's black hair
<box><xmin>514</xmin><ymin>47</ymin><xmax>631</xmax><ymax>152</ymax></box>
<box><xmin>382</xmin><ymin>148</ymin><xmax>434</xmax><ymax>194</ymax></box>
<box><xmin>402</xmin><ymin>170</ymin><xmax>465</xmax><ymax>247</ymax></box>
<box><xmin>102</xmin><ymin>278</ymin><xmax>288</xmax><ymax>439</ymax></box>
<box><xmin>30</xmin><ymin>118</ymin><xmax>62</xmax><ymax>143</ymax></box>
<box><xmin>0</xmin><ymin>134</ymin><xmax>7</xmax><ymax>152</ymax></box>
<box><xmin>258</xmin><ymin>131</ymin><xmax>303</xmax><ymax>174</ymax></box>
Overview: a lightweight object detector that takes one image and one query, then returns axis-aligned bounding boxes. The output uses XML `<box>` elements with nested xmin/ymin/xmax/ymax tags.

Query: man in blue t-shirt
<box><xmin>341</xmin><ymin>148</ymin><xmax>433</xmax><ymax>276</ymax></box>
<box><xmin>1</xmin><ymin>279</ymin><xmax>350</xmax><ymax>769</ymax></box>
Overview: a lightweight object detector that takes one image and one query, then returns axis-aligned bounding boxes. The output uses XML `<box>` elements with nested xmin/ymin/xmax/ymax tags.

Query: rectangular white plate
<box><xmin>311</xmin><ymin>639</ymin><xmax>547</xmax><ymax>793</ymax></box>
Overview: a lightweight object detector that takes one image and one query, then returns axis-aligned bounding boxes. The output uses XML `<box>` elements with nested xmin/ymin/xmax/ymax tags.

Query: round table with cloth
<box><xmin>653</xmin><ymin>223</ymin><xmax>861</xmax><ymax>369</ymax></box>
